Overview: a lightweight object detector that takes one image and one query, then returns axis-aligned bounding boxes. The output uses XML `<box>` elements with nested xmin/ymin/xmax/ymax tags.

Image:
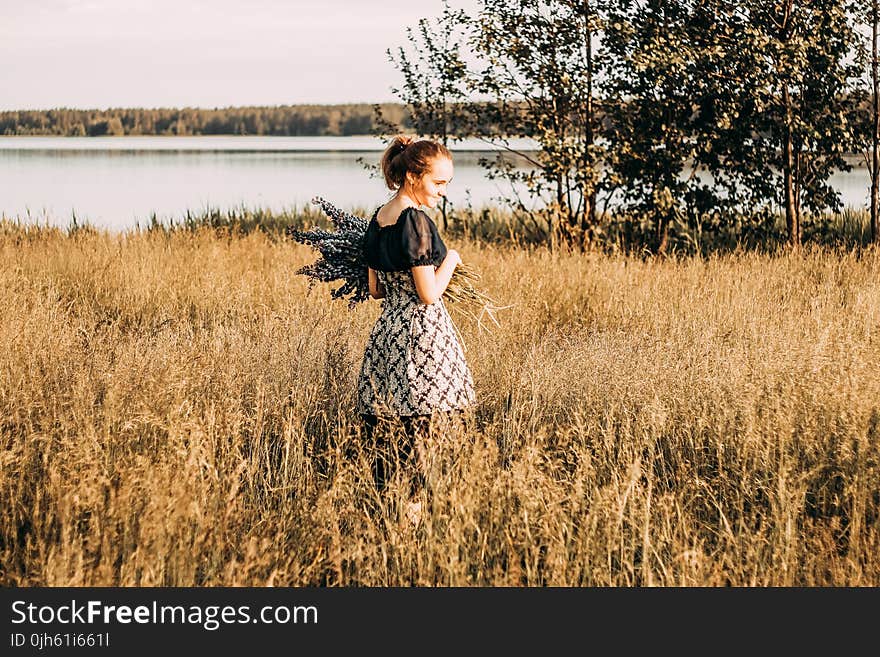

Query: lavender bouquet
<box><xmin>289</xmin><ymin>197</ymin><xmax>503</xmax><ymax>328</ymax></box>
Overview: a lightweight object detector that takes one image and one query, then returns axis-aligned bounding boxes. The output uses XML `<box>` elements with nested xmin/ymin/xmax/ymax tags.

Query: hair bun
<box><xmin>393</xmin><ymin>135</ymin><xmax>415</xmax><ymax>154</ymax></box>
<box><xmin>379</xmin><ymin>136</ymin><xmax>450</xmax><ymax>191</ymax></box>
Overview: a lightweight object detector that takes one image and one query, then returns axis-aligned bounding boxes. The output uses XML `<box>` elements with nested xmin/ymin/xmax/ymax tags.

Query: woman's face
<box><xmin>409</xmin><ymin>156</ymin><xmax>454</xmax><ymax>208</ymax></box>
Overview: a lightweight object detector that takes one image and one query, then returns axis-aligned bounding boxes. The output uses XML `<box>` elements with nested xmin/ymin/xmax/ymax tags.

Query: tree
<box><xmin>708</xmin><ymin>1</ymin><xmax>863</xmax><ymax>247</ymax></box>
<box><xmin>469</xmin><ymin>0</ymin><xmax>608</xmax><ymax>248</ymax></box>
<box><xmin>382</xmin><ymin>0</ymin><xmax>609</xmax><ymax>247</ymax></box>
<box><xmin>381</xmin><ymin>0</ymin><xmax>473</xmax><ymax>229</ymax></box>
<box><xmin>601</xmin><ymin>0</ymin><xmax>736</xmax><ymax>254</ymax></box>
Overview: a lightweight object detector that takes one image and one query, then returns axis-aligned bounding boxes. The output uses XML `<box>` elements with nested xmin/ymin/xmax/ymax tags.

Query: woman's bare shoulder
<box><xmin>376</xmin><ymin>202</ymin><xmax>420</xmax><ymax>228</ymax></box>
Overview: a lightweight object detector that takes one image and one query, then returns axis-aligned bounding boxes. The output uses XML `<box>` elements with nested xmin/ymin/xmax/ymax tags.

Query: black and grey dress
<box><xmin>356</xmin><ymin>207</ymin><xmax>475</xmax><ymax>418</ymax></box>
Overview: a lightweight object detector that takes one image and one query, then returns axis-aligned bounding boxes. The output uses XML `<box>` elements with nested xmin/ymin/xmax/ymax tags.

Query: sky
<box><xmin>1</xmin><ymin>0</ymin><xmax>480</xmax><ymax>111</ymax></box>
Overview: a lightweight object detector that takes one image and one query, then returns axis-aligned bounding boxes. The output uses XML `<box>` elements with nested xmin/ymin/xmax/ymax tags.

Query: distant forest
<box><xmin>0</xmin><ymin>104</ymin><xmax>413</xmax><ymax>137</ymax></box>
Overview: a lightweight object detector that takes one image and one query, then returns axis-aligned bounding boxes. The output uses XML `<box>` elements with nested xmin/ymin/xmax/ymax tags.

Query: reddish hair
<box><xmin>380</xmin><ymin>135</ymin><xmax>452</xmax><ymax>190</ymax></box>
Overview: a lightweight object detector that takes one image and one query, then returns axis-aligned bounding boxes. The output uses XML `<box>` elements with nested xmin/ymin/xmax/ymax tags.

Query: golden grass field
<box><xmin>1</xmin><ymin>220</ymin><xmax>878</xmax><ymax>586</ymax></box>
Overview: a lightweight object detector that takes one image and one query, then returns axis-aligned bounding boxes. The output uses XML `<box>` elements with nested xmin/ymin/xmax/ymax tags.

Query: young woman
<box><xmin>356</xmin><ymin>135</ymin><xmax>475</xmax><ymax>516</ymax></box>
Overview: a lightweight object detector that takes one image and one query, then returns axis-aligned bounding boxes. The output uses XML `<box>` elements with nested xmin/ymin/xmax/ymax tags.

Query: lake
<box><xmin>0</xmin><ymin>136</ymin><xmax>872</xmax><ymax>232</ymax></box>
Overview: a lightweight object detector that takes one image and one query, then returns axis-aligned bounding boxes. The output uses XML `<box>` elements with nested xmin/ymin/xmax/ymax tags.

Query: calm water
<box><xmin>0</xmin><ymin>136</ymin><xmax>871</xmax><ymax>232</ymax></box>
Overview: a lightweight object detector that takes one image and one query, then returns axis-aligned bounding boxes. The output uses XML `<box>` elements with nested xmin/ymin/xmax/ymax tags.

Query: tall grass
<box><xmin>66</xmin><ymin>202</ymin><xmax>879</xmax><ymax>254</ymax></box>
<box><xmin>1</xmin><ymin>218</ymin><xmax>878</xmax><ymax>586</ymax></box>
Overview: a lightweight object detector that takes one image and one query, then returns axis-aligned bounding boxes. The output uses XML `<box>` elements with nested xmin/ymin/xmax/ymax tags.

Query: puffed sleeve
<box><xmin>400</xmin><ymin>208</ymin><xmax>447</xmax><ymax>267</ymax></box>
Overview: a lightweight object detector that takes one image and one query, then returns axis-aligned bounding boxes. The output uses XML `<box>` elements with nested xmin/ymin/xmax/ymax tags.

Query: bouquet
<box><xmin>289</xmin><ymin>197</ymin><xmax>504</xmax><ymax>329</ymax></box>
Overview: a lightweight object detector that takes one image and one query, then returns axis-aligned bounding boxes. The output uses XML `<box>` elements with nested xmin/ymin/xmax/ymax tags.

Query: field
<box><xmin>1</xmin><ymin>220</ymin><xmax>878</xmax><ymax>586</ymax></box>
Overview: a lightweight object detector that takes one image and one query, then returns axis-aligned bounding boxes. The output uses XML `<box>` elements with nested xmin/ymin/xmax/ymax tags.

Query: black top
<box><xmin>362</xmin><ymin>206</ymin><xmax>448</xmax><ymax>272</ymax></box>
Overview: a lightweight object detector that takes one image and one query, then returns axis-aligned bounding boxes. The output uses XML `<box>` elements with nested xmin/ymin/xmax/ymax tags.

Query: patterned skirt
<box><xmin>356</xmin><ymin>269</ymin><xmax>475</xmax><ymax>417</ymax></box>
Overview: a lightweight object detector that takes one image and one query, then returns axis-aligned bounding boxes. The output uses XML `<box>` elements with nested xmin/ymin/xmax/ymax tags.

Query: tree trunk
<box><xmin>782</xmin><ymin>85</ymin><xmax>800</xmax><ymax>247</ymax></box>
<box><xmin>580</xmin><ymin>0</ymin><xmax>596</xmax><ymax>246</ymax></box>
<box><xmin>556</xmin><ymin>175</ymin><xmax>570</xmax><ymax>245</ymax></box>
<box><xmin>872</xmin><ymin>0</ymin><xmax>879</xmax><ymax>242</ymax></box>
<box><xmin>581</xmin><ymin>0</ymin><xmax>597</xmax><ymax>244</ymax></box>
<box><xmin>657</xmin><ymin>214</ymin><xmax>670</xmax><ymax>255</ymax></box>
<box><xmin>582</xmin><ymin>193</ymin><xmax>596</xmax><ymax>249</ymax></box>
<box><xmin>441</xmin><ymin>113</ymin><xmax>449</xmax><ymax>231</ymax></box>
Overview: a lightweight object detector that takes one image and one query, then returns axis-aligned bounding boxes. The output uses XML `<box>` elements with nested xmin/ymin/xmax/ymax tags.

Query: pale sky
<box><xmin>1</xmin><ymin>0</ymin><xmax>479</xmax><ymax>110</ymax></box>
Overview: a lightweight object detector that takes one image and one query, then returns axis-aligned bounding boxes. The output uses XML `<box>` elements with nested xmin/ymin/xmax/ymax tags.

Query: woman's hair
<box><xmin>380</xmin><ymin>135</ymin><xmax>452</xmax><ymax>190</ymax></box>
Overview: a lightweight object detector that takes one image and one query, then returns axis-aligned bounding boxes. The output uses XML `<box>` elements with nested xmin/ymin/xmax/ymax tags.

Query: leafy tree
<box><xmin>381</xmin><ymin>0</ymin><xmax>608</xmax><ymax>246</ymax></box>
<box><xmin>710</xmin><ymin>0</ymin><xmax>863</xmax><ymax>247</ymax></box>
<box><xmin>469</xmin><ymin>0</ymin><xmax>608</xmax><ymax>248</ymax></box>
<box><xmin>380</xmin><ymin>0</ymin><xmax>473</xmax><ymax>229</ymax></box>
<box><xmin>386</xmin><ymin>0</ymin><xmax>472</xmax><ymax>142</ymax></box>
<box><xmin>87</xmin><ymin>117</ymin><xmax>124</xmax><ymax>136</ymax></box>
<box><xmin>602</xmin><ymin>0</ymin><xmax>734</xmax><ymax>254</ymax></box>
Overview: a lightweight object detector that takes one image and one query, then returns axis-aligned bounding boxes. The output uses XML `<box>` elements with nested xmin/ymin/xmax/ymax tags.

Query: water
<box><xmin>0</xmin><ymin>136</ymin><xmax>541</xmax><ymax>232</ymax></box>
<box><xmin>0</xmin><ymin>136</ymin><xmax>872</xmax><ymax>232</ymax></box>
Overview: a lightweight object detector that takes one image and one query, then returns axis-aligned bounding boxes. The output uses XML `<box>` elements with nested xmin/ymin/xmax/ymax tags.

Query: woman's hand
<box><xmin>446</xmin><ymin>249</ymin><xmax>461</xmax><ymax>267</ymax></box>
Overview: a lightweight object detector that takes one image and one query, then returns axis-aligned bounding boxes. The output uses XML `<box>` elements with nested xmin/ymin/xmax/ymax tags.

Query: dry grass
<box><xmin>1</xmin><ymin>220</ymin><xmax>878</xmax><ymax>586</ymax></box>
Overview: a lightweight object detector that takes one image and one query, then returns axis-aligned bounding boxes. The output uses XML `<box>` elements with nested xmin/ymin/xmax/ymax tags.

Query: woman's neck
<box><xmin>393</xmin><ymin>186</ymin><xmax>424</xmax><ymax>209</ymax></box>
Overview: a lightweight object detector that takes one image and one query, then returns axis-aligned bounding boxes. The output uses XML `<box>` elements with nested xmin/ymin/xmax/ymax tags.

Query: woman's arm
<box><xmin>411</xmin><ymin>249</ymin><xmax>461</xmax><ymax>305</ymax></box>
<box><xmin>368</xmin><ymin>267</ymin><xmax>386</xmax><ymax>299</ymax></box>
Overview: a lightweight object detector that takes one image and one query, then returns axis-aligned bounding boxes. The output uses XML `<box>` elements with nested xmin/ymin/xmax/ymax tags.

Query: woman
<box><xmin>357</xmin><ymin>135</ymin><xmax>475</xmax><ymax>518</ymax></box>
